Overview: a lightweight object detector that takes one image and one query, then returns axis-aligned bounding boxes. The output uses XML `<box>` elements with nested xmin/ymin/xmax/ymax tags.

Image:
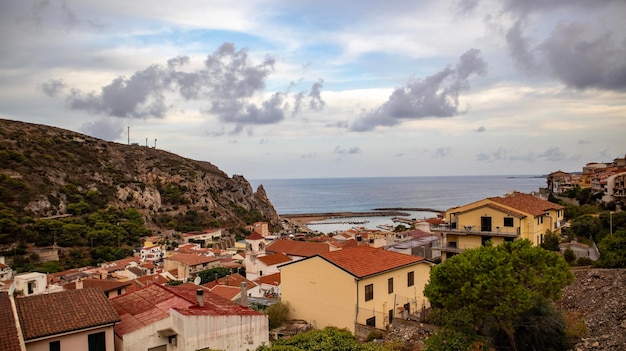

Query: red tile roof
<box><xmin>65</xmin><ymin>278</ymin><xmax>131</xmax><ymax>292</ymax></box>
<box><xmin>166</xmin><ymin>253</ymin><xmax>220</xmax><ymax>266</ymax></box>
<box><xmin>203</xmin><ymin>273</ymin><xmax>257</xmax><ymax>289</ymax></box>
<box><xmin>209</xmin><ymin>285</ymin><xmax>240</xmax><ymax>301</ymax></box>
<box><xmin>317</xmin><ymin>246</ymin><xmax>424</xmax><ymax>278</ymax></box>
<box><xmin>111</xmin><ymin>283</ymin><xmax>262</xmax><ymax>336</ymax></box>
<box><xmin>257</xmin><ymin>272</ymin><xmax>281</xmax><ymax>286</ymax></box>
<box><xmin>266</xmin><ymin>239</ymin><xmax>331</xmax><ymax>257</ymax></box>
<box><xmin>488</xmin><ymin>192</ymin><xmax>564</xmax><ymax>216</ymax></box>
<box><xmin>0</xmin><ymin>292</ymin><xmax>23</xmax><ymax>351</ymax></box>
<box><xmin>16</xmin><ymin>288</ymin><xmax>120</xmax><ymax>340</ymax></box>
<box><xmin>246</xmin><ymin>231</ymin><xmax>265</xmax><ymax>240</ymax></box>
<box><xmin>258</xmin><ymin>253</ymin><xmax>292</xmax><ymax>266</ymax></box>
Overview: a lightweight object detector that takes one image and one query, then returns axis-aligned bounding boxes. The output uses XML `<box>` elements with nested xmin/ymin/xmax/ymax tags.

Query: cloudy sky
<box><xmin>1</xmin><ymin>0</ymin><xmax>625</xmax><ymax>179</ymax></box>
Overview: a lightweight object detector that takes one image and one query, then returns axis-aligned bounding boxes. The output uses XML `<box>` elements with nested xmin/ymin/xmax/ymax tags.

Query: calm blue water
<box><xmin>250</xmin><ymin>176</ymin><xmax>546</xmax><ymax>233</ymax></box>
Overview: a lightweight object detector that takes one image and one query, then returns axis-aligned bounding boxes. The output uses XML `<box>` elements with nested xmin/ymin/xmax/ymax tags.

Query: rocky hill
<box><xmin>0</xmin><ymin>118</ymin><xmax>280</xmax><ymax>239</ymax></box>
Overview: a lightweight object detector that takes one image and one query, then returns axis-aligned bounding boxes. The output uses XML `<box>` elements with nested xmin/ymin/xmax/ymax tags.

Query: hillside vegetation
<box><xmin>0</xmin><ymin>119</ymin><xmax>279</xmax><ymax>269</ymax></box>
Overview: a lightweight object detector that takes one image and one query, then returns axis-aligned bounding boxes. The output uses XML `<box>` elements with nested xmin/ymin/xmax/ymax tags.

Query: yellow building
<box><xmin>432</xmin><ymin>192</ymin><xmax>564</xmax><ymax>260</ymax></box>
<box><xmin>280</xmin><ymin>246</ymin><xmax>433</xmax><ymax>333</ymax></box>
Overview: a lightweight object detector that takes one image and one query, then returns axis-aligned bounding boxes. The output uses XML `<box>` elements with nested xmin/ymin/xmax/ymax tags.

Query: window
<box><xmin>388</xmin><ymin>277</ymin><xmax>394</xmax><ymax>294</ymax></box>
<box><xmin>407</xmin><ymin>271</ymin><xmax>414</xmax><ymax>287</ymax></box>
<box><xmin>503</xmin><ymin>217</ymin><xmax>514</xmax><ymax>227</ymax></box>
<box><xmin>88</xmin><ymin>331</ymin><xmax>106</xmax><ymax>351</ymax></box>
<box><xmin>49</xmin><ymin>341</ymin><xmax>60</xmax><ymax>351</ymax></box>
<box><xmin>364</xmin><ymin>284</ymin><xmax>374</xmax><ymax>301</ymax></box>
<box><xmin>366</xmin><ymin>316</ymin><xmax>376</xmax><ymax>327</ymax></box>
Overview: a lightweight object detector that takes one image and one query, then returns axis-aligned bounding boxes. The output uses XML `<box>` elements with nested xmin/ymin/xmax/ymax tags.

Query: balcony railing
<box><xmin>431</xmin><ymin>225</ymin><xmax>520</xmax><ymax>238</ymax></box>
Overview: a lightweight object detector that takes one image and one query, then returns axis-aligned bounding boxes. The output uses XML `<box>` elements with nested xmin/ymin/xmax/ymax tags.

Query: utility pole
<box><xmin>127</xmin><ymin>126</ymin><xmax>130</xmax><ymax>145</ymax></box>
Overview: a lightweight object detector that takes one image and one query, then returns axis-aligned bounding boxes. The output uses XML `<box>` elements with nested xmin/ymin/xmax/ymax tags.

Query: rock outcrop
<box><xmin>0</xmin><ymin>119</ymin><xmax>279</xmax><ymax>231</ymax></box>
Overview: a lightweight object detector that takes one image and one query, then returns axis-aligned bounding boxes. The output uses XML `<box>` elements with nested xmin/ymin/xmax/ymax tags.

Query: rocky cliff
<box><xmin>0</xmin><ymin>118</ymin><xmax>279</xmax><ymax>234</ymax></box>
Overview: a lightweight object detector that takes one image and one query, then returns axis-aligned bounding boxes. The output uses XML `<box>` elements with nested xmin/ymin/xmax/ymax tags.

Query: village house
<box><xmin>257</xmin><ymin>272</ymin><xmax>281</xmax><ymax>299</ymax></box>
<box><xmin>14</xmin><ymin>288</ymin><xmax>120</xmax><ymax>351</ymax></box>
<box><xmin>0</xmin><ymin>256</ymin><xmax>13</xmax><ymax>281</ymax></box>
<box><xmin>431</xmin><ymin>191</ymin><xmax>565</xmax><ymax>261</ymax></box>
<box><xmin>110</xmin><ymin>283</ymin><xmax>268</xmax><ymax>351</ymax></box>
<box><xmin>140</xmin><ymin>240</ymin><xmax>164</xmax><ymax>263</ymax></box>
<box><xmin>280</xmin><ymin>246</ymin><xmax>433</xmax><ymax>334</ymax></box>
<box><xmin>64</xmin><ymin>278</ymin><xmax>132</xmax><ymax>298</ymax></box>
<box><xmin>163</xmin><ymin>253</ymin><xmax>221</xmax><ymax>281</ymax></box>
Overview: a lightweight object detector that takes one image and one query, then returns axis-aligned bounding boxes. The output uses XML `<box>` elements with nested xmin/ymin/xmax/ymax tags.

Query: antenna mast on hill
<box><xmin>154</xmin><ymin>138</ymin><xmax>157</xmax><ymax>149</ymax></box>
<box><xmin>127</xmin><ymin>126</ymin><xmax>130</xmax><ymax>145</ymax></box>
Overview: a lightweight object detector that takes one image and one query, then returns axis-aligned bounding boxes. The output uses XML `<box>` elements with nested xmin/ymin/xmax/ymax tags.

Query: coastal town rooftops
<box><xmin>265</xmin><ymin>239</ymin><xmax>331</xmax><ymax>257</ymax></box>
<box><xmin>281</xmin><ymin>246</ymin><xmax>425</xmax><ymax>279</ymax></box>
<box><xmin>15</xmin><ymin>288</ymin><xmax>120</xmax><ymax>341</ymax></box>
<box><xmin>165</xmin><ymin>253</ymin><xmax>220</xmax><ymax>266</ymax></box>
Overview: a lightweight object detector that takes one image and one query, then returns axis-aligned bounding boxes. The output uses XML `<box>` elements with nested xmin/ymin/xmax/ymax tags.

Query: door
<box><xmin>481</xmin><ymin>216</ymin><xmax>492</xmax><ymax>232</ymax></box>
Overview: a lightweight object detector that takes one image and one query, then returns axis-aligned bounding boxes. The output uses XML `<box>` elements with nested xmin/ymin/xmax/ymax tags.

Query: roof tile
<box><xmin>318</xmin><ymin>246</ymin><xmax>423</xmax><ymax>278</ymax></box>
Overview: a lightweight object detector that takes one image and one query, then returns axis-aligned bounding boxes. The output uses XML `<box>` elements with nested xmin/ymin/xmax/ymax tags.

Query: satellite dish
<box><xmin>8</xmin><ymin>282</ymin><xmax>16</xmax><ymax>296</ymax></box>
<box><xmin>193</xmin><ymin>277</ymin><xmax>201</xmax><ymax>285</ymax></box>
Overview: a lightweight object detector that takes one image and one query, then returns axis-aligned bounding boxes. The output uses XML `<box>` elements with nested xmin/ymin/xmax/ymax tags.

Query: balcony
<box><xmin>431</xmin><ymin>224</ymin><xmax>520</xmax><ymax>238</ymax></box>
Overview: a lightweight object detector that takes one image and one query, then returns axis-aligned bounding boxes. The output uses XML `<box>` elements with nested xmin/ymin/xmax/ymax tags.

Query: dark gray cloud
<box><xmin>461</xmin><ymin>0</ymin><xmax>626</xmax><ymax>91</ymax></box>
<box><xmin>505</xmin><ymin>20</ymin><xmax>538</xmax><ymax>72</ymax></box>
<box><xmin>540</xmin><ymin>22</ymin><xmax>626</xmax><ymax>90</ymax></box>
<box><xmin>334</xmin><ymin>146</ymin><xmax>362</xmax><ymax>154</ymax></box>
<box><xmin>41</xmin><ymin>79</ymin><xmax>66</xmax><ymax>97</ymax></box>
<box><xmin>62</xmin><ymin>43</ymin><xmax>325</xmax><ymax>133</ymax></box>
<box><xmin>80</xmin><ymin>118</ymin><xmax>124</xmax><ymax>141</ymax></box>
<box><xmin>349</xmin><ymin>49</ymin><xmax>487</xmax><ymax>132</ymax></box>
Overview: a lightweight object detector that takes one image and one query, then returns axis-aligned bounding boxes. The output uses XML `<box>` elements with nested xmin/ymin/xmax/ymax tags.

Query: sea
<box><xmin>249</xmin><ymin>175</ymin><xmax>547</xmax><ymax>234</ymax></box>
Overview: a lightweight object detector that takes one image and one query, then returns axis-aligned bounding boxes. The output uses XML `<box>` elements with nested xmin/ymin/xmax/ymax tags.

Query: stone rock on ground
<box><xmin>558</xmin><ymin>268</ymin><xmax>626</xmax><ymax>351</ymax></box>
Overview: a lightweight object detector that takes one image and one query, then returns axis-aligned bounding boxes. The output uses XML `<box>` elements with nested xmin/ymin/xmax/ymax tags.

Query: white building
<box><xmin>111</xmin><ymin>283</ymin><xmax>268</xmax><ymax>351</ymax></box>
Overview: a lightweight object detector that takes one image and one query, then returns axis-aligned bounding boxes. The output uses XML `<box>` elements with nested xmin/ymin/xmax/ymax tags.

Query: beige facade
<box><xmin>25</xmin><ymin>326</ymin><xmax>115</xmax><ymax>351</ymax></box>
<box><xmin>280</xmin><ymin>247</ymin><xmax>432</xmax><ymax>333</ymax></box>
<box><xmin>432</xmin><ymin>192</ymin><xmax>564</xmax><ymax>260</ymax></box>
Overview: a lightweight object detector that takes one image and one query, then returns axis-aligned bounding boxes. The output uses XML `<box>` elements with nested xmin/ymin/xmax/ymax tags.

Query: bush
<box><xmin>576</xmin><ymin>257</ymin><xmax>593</xmax><ymax>266</ymax></box>
<box><xmin>563</xmin><ymin>248</ymin><xmax>576</xmax><ymax>264</ymax></box>
<box><xmin>267</xmin><ymin>301</ymin><xmax>290</xmax><ymax>329</ymax></box>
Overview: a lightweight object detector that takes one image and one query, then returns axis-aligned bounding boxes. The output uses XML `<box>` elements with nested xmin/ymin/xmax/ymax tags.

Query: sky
<box><xmin>1</xmin><ymin>0</ymin><xmax>625</xmax><ymax>180</ymax></box>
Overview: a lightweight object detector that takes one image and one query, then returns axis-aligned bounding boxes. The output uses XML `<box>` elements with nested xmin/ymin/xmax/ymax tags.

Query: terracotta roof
<box><xmin>336</xmin><ymin>239</ymin><xmax>359</xmax><ymax>249</ymax></box>
<box><xmin>209</xmin><ymin>285</ymin><xmax>240</xmax><ymax>300</ymax></box>
<box><xmin>0</xmin><ymin>262</ymin><xmax>8</xmax><ymax>269</ymax></box>
<box><xmin>111</xmin><ymin>283</ymin><xmax>262</xmax><ymax>336</ymax></box>
<box><xmin>16</xmin><ymin>288</ymin><xmax>120</xmax><ymax>340</ymax></box>
<box><xmin>257</xmin><ymin>272</ymin><xmax>281</xmax><ymax>286</ymax></box>
<box><xmin>246</xmin><ymin>231</ymin><xmax>265</xmax><ymax>240</ymax></box>
<box><xmin>134</xmin><ymin>273</ymin><xmax>169</xmax><ymax>287</ymax></box>
<box><xmin>65</xmin><ymin>278</ymin><xmax>131</xmax><ymax>292</ymax></box>
<box><xmin>266</xmin><ymin>239</ymin><xmax>331</xmax><ymax>257</ymax></box>
<box><xmin>165</xmin><ymin>253</ymin><xmax>220</xmax><ymax>266</ymax></box>
<box><xmin>0</xmin><ymin>292</ymin><xmax>23</xmax><ymax>351</ymax></box>
<box><xmin>488</xmin><ymin>192</ymin><xmax>564</xmax><ymax>216</ymax></box>
<box><xmin>258</xmin><ymin>253</ymin><xmax>292</xmax><ymax>266</ymax></box>
<box><xmin>316</xmin><ymin>246</ymin><xmax>424</xmax><ymax>278</ymax></box>
<box><xmin>203</xmin><ymin>273</ymin><xmax>257</xmax><ymax>289</ymax></box>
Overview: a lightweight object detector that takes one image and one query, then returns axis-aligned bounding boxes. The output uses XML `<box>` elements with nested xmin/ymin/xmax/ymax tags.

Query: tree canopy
<box><xmin>256</xmin><ymin>327</ymin><xmax>392</xmax><ymax>351</ymax></box>
<box><xmin>423</xmin><ymin>240</ymin><xmax>574</xmax><ymax>351</ymax></box>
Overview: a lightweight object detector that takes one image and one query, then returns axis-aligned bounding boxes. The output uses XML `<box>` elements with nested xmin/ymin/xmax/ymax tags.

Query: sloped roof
<box><xmin>455</xmin><ymin>202</ymin><xmax>527</xmax><ymax>218</ymax></box>
<box><xmin>165</xmin><ymin>253</ymin><xmax>220</xmax><ymax>266</ymax></box>
<box><xmin>488</xmin><ymin>192</ymin><xmax>564</xmax><ymax>216</ymax></box>
<box><xmin>266</xmin><ymin>239</ymin><xmax>331</xmax><ymax>257</ymax></box>
<box><xmin>111</xmin><ymin>283</ymin><xmax>262</xmax><ymax>336</ymax></box>
<box><xmin>316</xmin><ymin>246</ymin><xmax>424</xmax><ymax>279</ymax></box>
<box><xmin>203</xmin><ymin>273</ymin><xmax>257</xmax><ymax>289</ymax></box>
<box><xmin>0</xmin><ymin>292</ymin><xmax>23</xmax><ymax>351</ymax></box>
<box><xmin>257</xmin><ymin>272</ymin><xmax>281</xmax><ymax>286</ymax></box>
<box><xmin>65</xmin><ymin>278</ymin><xmax>131</xmax><ymax>292</ymax></box>
<box><xmin>16</xmin><ymin>288</ymin><xmax>120</xmax><ymax>340</ymax></box>
<box><xmin>209</xmin><ymin>285</ymin><xmax>240</xmax><ymax>301</ymax></box>
<box><xmin>246</xmin><ymin>231</ymin><xmax>265</xmax><ymax>240</ymax></box>
<box><xmin>258</xmin><ymin>253</ymin><xmax>292</xmax><ymax>266</ymax></box>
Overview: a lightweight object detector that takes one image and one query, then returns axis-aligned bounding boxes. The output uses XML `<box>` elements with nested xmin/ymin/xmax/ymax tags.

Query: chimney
<box><xmin>196</xmin><ymin>289</ymin><xmax>204</xmax><ymax>307</ymax></box>
<box><xmin>76</xmin><ymin>279</ymin><xmax>83</xmax><ymax>290</ymax></box>
<box><xmin>240</xmin><ymin>282</ymin><xmax>248</xmax><ymax>307</ymax></box>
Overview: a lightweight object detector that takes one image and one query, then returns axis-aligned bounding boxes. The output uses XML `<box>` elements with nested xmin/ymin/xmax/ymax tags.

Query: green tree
<box><xmin>256</xmin><ymin>327</ymin><xmax>392</xmax><ymax>351</ymax></box>
<box><xmin>197</xmin><ymin>267</ymin><xmax>231</xmax><ymax>284</ymax></box>
<box><xmin>424</xmin><ymin>240</ymin><xmax>573</xmax><ymax>351</ymax></box>
<box><xmin>541</xmin><ymin>230</ymin><xmax>561</xmax><ymax>251</ymax></box>
<box><xmin>596</xmin><ymin>228</ymin><xmax>626</xmax><ymax>268</ymax></box>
